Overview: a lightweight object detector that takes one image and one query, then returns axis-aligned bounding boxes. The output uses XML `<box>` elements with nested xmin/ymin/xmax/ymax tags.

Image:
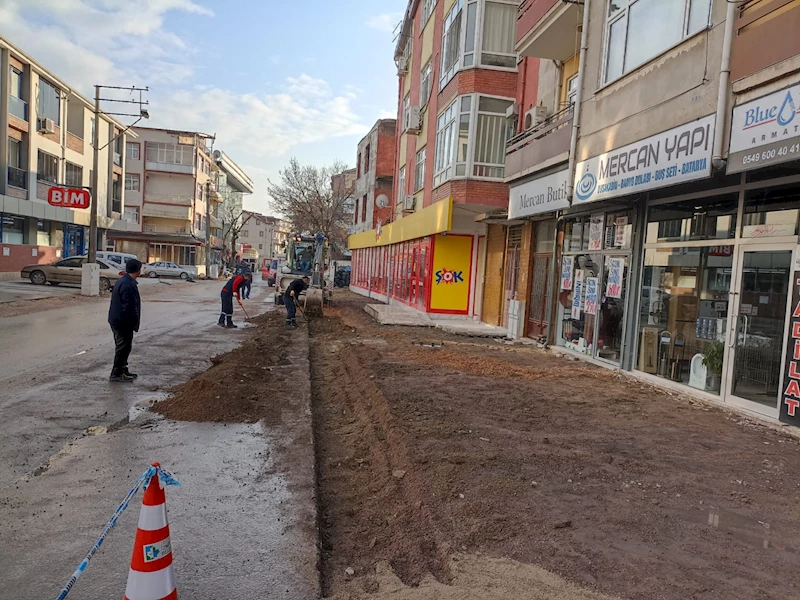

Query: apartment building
<box><xmin>349</xmin><ymin>0</ymin><xmax>520</xmax><ymax>316</ymax></box>
<box><xmin>240</xmin><ymin>211</ymin><xmax>285</xmax><ymax>265</ymax></box>
<box><xmin>212</xmin><ymin>149</ymin><xmax>255</xmax><ymax>270</ymax></box>
<box><xmin>506</xmin><ymin>0</ymin><xmax>800</xmax><ymax>428</ymax></box>
<box><xmin>353</xmin><ymin>119</ymin><xmax>396</xmax><ymax>234</ymax></box>
<box><xmin>0</xmin><ymin>36</ymin><xmax>133</xmax><ymax>276</ymax></box>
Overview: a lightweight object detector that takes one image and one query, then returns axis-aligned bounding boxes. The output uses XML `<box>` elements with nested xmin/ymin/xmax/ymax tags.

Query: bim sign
<box><xmin>47</xmin><ymin>187</ymin><xmax>91</xmax><ymax>210</ymax></box>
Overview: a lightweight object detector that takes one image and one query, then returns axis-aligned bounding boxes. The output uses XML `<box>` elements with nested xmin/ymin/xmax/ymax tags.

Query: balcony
<box><xmin>143</xmin><ymin>223</ymin><xmax>190</xmax><ymax>234</ymax></box>
<box><xmin>208</xmin><ymin>187</ymin><xmax>224</xmax><ymax>203</ymax></box>
<box><xmin>731</xmin><ymin>0</ymin><xmax>800</xmax><ymax>81</ymax></box>
<box><xmin>9</xmin><ymin>95</ymin><xmax>27</xmax><ymax>121</ymax></box>
<box><xmin>8</xmin><ymin>166</ymin><xmax>27</xmax><ymax>189</ymax></box>
<box><xmin>517</xmin><ymin>0</ymin><xmax>581</xmax><ymax>61</ymax></box>
<box><xmin>505</xmin><ymin>105</ymin><xmax>573</xmax><ymax>180</ymax></box>
<box><xmin>146</xmin><ymin>161</ymin><xmax>194</xmax><ymax>175</ymax></box>
<box><xmin>141</xmin><ymin>200</ymin><xmax>193</xmax><ymax>221</ymax></box>
<box><xmin>210</xmin><ymin>235</ymin><xmax>223</xmax><ymax>248</ymax></box>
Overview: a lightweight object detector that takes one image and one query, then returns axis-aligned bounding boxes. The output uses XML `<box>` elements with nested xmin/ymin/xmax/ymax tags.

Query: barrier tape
<box><xmin>55</xmin><ymin>465</ymin><xmax>180</xmax><ymax>600</ymax></box>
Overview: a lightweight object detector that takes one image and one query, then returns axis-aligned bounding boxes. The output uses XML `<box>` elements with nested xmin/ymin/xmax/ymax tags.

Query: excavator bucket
<box><xmin>303</xmin><ymin>288</ymin><xmax>324</xmax><ymax>318</ymax></box>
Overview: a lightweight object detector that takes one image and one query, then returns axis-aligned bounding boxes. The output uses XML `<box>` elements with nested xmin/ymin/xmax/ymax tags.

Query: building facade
<box><xmin>506</xmin><ymin>0</ymin><xmax>800</xmax><ymax>428</ymax></box>
<box><xmin>240</xmin><ymin>211</ymin><xmax>285</xmax><ymax>265</ymax></box>
<box><xmin>213</xmin><ymin>150</ymin><xmax>255</xmax><ymax>270</ymax></box>
<box><xmin>109</xmin><ymin>127</ymin><xmax>216</xmax><ymax>274</ymax></box>
<box><xmin>353</xmin><ymin>119</ymin><xmax>396</xmax><ymax>234</ymax></box>
<box><xmin>0</xmin><ymin>36</ymin><xmax>133</xmax><ymax>276</ymax></box>
<box><xmin>349</xmin><ymin>0</ymin><xmax>520</xmax><ymax>316</ymax></box>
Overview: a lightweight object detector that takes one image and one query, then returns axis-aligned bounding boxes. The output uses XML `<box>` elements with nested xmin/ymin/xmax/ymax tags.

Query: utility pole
<box><xmin>89</xmin><ymin>85</ymin><xmax>100</xmax><ymax>263</ymax></box>
<box><xmin>205</xmin><ymin>180</ymin><xmax>211</xmax><ymax>279</ymax></box>
<box><xmin>86</xmin><ymin>84</ymin><xmax>149</xmax><ymax>264</ymax></box>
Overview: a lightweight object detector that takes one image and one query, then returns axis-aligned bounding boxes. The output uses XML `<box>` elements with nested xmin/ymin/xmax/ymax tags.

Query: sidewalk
<box><xmin>364</xmin><ymin>302</ymin><xmax>507</xmax><ymax>337</ymax></box>
<box><xmin>0</xmin><ymin>279</ymin><xmax>80</xmax><ymax>303</ymax></box>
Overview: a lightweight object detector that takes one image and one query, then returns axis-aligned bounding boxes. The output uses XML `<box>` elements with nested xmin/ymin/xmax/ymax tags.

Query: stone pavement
<box><xmin>0</xmin><ymin>279</ymin><xmax>80</xmax><ymax>303</ymax></box>
<box><xmin>363</xmin><ymin>303</ymin><xmax>508</xmax><ymax>337</ymax></box>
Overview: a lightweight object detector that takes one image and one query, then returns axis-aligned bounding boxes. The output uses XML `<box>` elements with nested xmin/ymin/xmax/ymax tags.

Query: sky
<box><xmin>0</xmin><ymin>0</ymin><xmax>407</xmax><ymax>215</ymax></box>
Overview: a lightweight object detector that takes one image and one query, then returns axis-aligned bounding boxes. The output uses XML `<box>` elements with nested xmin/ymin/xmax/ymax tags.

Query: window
<box><xmin>414</xmin><ymin>147</ymin><xmax>426</xmax><ymax>191</ymax></box>
<box><xmin>176</xmin><ymin>246</ymin><xmax>197</xmax><ymax>266</ymax></box>
<box><xmin>434</xmin><ymin>96</ymin><xmax>471</xmax><ymax>185</ymax></box>
<box><xmin>126</xmin><ymin>142</ymin><xmax>140</xmax><ymax>160</ymax></box>
<box><xmin>112</xmin><ymin>178</ymin><xmax>121</xmax><ymax>214</ymax></box>
<box><xmin>566</xmin><ymin>74</ymin><xmax>579</xmax><ymax>107</ymax></box>
<box><xmin>125</xmin><ymin>173</ymin><xmax>140</xmax><ymax>191</ymax></box>
<box><xmin>604</xmin><ymin>0</ymin><xmax>712</xmax><ymax>83</ymax></box>
<box><xmin>354</xmin><ymin>198</ymin><xmax>360</xmax><ymax>223</ymax></box>
<box><xmin>403</xmin><ymin>94</ymin><xmax>411</xmax><ymax>131</ymax></box>
<box><xmin>259</xmin><ymin>244</ymin><xmax>263</xmax><ymax>250</ymax></box>
<box><xmin>8</xmin><ymin>138</ymin><xmax>22</xmax><ymax>169</ymax></box>
<box><xmin>56</xmin><ymin>257</ymin><xmax>84</xmax><ymax>268</ymax></box>
<box><xmin>365</xmin><ymin>144</ymin><xmax>371</xmax><ymax>172</ymax></box>
<box><xmin>481</xmin><ymin>1</ymin><xmax>516</xmax><ymax>67</ymax></box>
<box><xmin>37</xmin><ymin>78</ymin><xmax>60</xmax><ymax>125</ymax></box>
<box><xmin>65</xmin><ymin>162</ymin><xmax>83</xmax><ymax>187</ymax></box>
<box><xmin>37</xmin><ymin>220</ymin><xmax>51</xmax><ymax>246</ymax></box>
<box><xmin>440</xmin><ymin>0</ymin><xmax>464</xmax><ymax>88</ymax></box>
<box><xmin>242</xmin><ymin>230</ymin><xmax>249</xmax><ymax>237</ymax></box>
<box><xmin>259</xmin><ymin>230</ymin><xmax>264</xmax><ymax>237</ymax></box>
<box><xmin>145</xmin><ymin>142</ymin><xmax>194</xmax><ymax>166</ymax></box>
<box><xmin>422</xmin><ymin>0</ymin><xmax>437</xmax><ymax>25</ymax></box>
<box><xmin>473</xmin><ymin>96</ymin><xmax>513</xmax><ymax>178</ymax></box>
<box><xmin>420</xmin><ymin>60</ymin><xmax>432</xmax><ymax>106</ymax></box>
<box><xmin>124</xmin><ymin>206</ymin><xmax>139</xmax><ymax>224</ymax></box>
<box><xmin>1</xmin><ymin>216</ymin><xmax>24</xmax><ymax>244</ymax></box>
<box><xmin>10</xmin><ymin>67</ymin><xmax>23</xmax><ymax>98</ymax></box>
<box><xmin>90</xmin><ymin>118</ymin><xmax>95</xmax><ymax>147</ymax></box>
<box><xmin>357</xmin><ymin>152</ymin><xmax>362</xmax><ymax>178</ymax></box>
<box><xmin>362</xmin><ymin>194</ymin><xmax>367</xmax><ymax>223</ymax></box>
<box><xmin>398</xmin><ymin>166</ymin><xmax>406</xmax><ymax>201</ymax></box>
<box><xmin>37</xmin><ymin>150</ymin><xmax>58</xmax><ymax>184</ymax></box>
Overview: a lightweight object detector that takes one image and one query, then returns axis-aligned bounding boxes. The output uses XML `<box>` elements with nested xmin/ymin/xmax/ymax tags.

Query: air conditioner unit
<box><xmin>397</xmin><ymin>55</ymin><xmax>409</xmax><ymax>75</ymax></box>
<box><xmin>37</xmin><ymin>117</ymin><xmax>55</xmax><ymax>134</ymax></box>
<box><xmin>505</xmin><ymin>103</ymin><xmax>520</xmax><ymax>119</ymax></box>
<box><xmin>405</xmin><ymin>106</ymin><xmax>421</xmax><ymax>133</ymax></box>
<box><xmin>403</xmin><ymin>195</ymin><xmax>416</xmax><ymax>211</ymax></box>
<box><xmin>524</xmin><ymin>105</ymin><xmax>548</xmax><ymax>129</ymax></box>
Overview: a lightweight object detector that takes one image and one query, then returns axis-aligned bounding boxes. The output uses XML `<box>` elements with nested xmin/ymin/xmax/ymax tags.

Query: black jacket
<box><xmin>108</xmin><ymin>274</ymin><xmax>141</xmax><ymax>332</ymax></box>
<box><xmin>284</xmin><ymin>278</ymin><xmax>308</xmax><ymax>299</ymax></box>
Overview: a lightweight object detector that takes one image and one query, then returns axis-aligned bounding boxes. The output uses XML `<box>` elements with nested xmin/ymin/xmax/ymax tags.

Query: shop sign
<box><xmin>560</xmin><ymin>256</ymin><xmax>574</xmax><ymax>291</ymax></box>
<box><xmin>429</xmin><ymin>234</ymin><xmax>471</xmax><ymax>313</ymax></box>
<box><xmin>572</xmin><ymin>269</ymin><xmax>584</xmax><ymax>320</ymax></box>
<box><xmin>585</xmin><ymin>277</ymin><xmax>599</xmax><ymax>316</ymax></box>
<box><xmin>47</xmin><ymin>187</ymin><xmax>91</xmax><ymax>209</ymax></box>
<box><xmin>614</xmin><ymin>216</ymin><xmax>629</xmax><ymax>247</ymax></box>
<box><xmin>729</xmin><ymin>82</ymin><xmax>800</xmax><ymax>174</ymax></box>
<box><xmin>606</xmin><ymin>257</ymin><xmax>624</xmax><ymax>299</ymax></box>
<box><xmin>588</xmin><ymin>214</ymin><xmax>604</xmax><ymax>251</ymax></box>
<box><xmin>779</xmin><ymin>274</ymin><xmax>800</xmax><ymax>427</ymax></box>
<box><xmin>574</xmin><ymin>115</ymin><xmax>715</xmax><ymax>205</ymax></box>
<box><xmin>508</xmin><ymin>168</ymin><xmax>570</xmax><ymax>219</ymax></box>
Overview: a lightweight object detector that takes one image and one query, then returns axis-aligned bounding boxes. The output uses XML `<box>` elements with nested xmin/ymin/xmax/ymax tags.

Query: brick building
<box><xmin>349</xmin><ymin>0</ymin><xmax>521</xmax><ymax>317</ymax></box>
<box><xmin>353</xmin><ymin>119</ymin><xmax>396</xmax><ymax>234</ymax></box>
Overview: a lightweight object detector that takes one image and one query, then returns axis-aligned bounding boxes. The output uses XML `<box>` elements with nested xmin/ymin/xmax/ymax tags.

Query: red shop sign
<box><xmin>47</xmin><ymin>187</ymin><xmax>91</xmax><ymax>210</ymax></box>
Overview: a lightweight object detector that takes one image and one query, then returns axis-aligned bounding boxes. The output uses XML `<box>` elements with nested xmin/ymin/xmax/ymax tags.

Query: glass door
<box><xmin>723</xmin><ymin>244</ymin><xmax>794</xmax><ymax>417</ymax></box>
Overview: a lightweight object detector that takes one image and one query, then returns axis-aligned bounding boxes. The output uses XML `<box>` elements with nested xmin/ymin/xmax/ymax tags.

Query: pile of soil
<box><xmin>156</xmin><ymin>310</ymin><xmax>293</xmax><ymax>424</ymax></box>
<box><xmin>312</xmin><ymin>291</ymin><xmax>800</xmax><ymax>600</ymax></box>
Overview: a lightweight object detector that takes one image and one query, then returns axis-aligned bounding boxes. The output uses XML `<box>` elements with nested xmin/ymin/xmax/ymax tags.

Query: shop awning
<box><xmin>348</xmin><ymin>197</ymin><xmax>453</xmax><ymax>250</ymax></box>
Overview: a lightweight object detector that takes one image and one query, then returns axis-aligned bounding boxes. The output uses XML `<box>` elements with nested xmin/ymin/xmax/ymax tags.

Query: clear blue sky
<box><xmin>2</xmin><ymin>0</ymin><xmax>407</xmax><ymax>214</ymax></box>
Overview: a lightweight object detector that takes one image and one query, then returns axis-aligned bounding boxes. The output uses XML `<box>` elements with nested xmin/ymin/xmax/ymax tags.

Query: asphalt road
<box><xmin>0</xmin><ymin>280</ymin><xmax>318</xmax><ymax>599</ymax></box>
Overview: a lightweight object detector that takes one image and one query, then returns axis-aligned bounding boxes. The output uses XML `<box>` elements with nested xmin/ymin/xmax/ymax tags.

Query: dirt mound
<box><xmin>156</xmin><ymin>310</ymin><xmax>293</xmax><ymax>424</ymax></box>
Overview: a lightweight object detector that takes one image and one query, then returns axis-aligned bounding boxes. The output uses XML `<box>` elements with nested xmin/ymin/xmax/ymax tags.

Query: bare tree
<box><xmin>222</xmin><ymin>211</ymin><xmax>255</xmax><ymax>270</ymax></box>
<box><xmin>267</xmin><ymin>158</ymin><xmax>355</xmax><ymax>252</ymax></box>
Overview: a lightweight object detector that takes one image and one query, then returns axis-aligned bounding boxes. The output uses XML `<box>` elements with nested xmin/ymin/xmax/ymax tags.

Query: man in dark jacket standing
<box><xmin>219</xmin><ymin>272</ymin><xmax>252</xmax><ymax>328</ymax></box>
<box><xmin>284</xmin><ymin>276</ymin><xmax>309</xmax><ymax>329</ymax></box>
<box><xmin>108</xmin><ymin>259</ymin><xmax>142</xmax><ymax>383</ymax></box>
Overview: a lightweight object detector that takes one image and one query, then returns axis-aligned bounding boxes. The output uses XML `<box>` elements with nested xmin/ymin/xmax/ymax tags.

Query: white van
<box><xmin>95</xmin><ymin>252</ymin><xmax>140</xmax><ymax>270</ymax></box>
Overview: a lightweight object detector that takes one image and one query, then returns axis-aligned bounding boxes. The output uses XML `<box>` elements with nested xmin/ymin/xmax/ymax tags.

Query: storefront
<box><xmin>349</xmin><ymin>197</ymin><xmax>479</xmax><ymax>316</ymax></box>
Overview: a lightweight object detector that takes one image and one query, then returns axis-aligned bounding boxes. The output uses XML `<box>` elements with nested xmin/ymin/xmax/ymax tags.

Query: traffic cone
<box><xmin>124</xmin><ymin>463</ymin><xmax>178</xmax><ymax>600</ymax></box>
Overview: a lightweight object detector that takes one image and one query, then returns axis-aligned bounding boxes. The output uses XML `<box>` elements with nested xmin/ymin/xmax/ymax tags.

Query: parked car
<box><xmin>21</xmin><ymin>257</ymin><xmax>123</xmax><ymax>290</ymax></box>
<box><xmin>143</xmin><ymin>261</ymin><xmax>192</xmax><ymax>280</ymax></box>
<box><xmin>95</xmin><ymin>251</ymin><xmax>139</xmax><ymax>270</ymax></box>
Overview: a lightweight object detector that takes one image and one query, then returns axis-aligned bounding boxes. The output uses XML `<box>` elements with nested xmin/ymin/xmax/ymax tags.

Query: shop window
<box><xmin>645</xmin><ymin>195</ymin><xmax>738</xmax><ymax>244</ymax></box>
<box><xmin>637</xmin><ymin>246</ymin><xmax>733</xmax><ymax>395</ymax></box>
<box><xmin>742</xmin><ymin>181</ymin><xmax>800</xmax><ymax>238</ymax></box>
<box><xmin>37</xmin><ymin>219</ymin><xmax>51</xmax><ymax>246</ymax></box>
<box><xmin>745</xmin><ymin>160</ymin><xmax>800</xmax><ymax>184</ymax></box>
<box><xmin>605</xmin><ymin>210</ymin><xmax>634</xmax><ymax>251</ymax></box>
<box><xmin>557</xmin><ymin>253</ymin><xmax>603</xmax><ymax>357</ymax></box>
<box><xmin>1</xmin><ymin>215</ymin><xmax>24</xmax><ymax>244</ymax></box>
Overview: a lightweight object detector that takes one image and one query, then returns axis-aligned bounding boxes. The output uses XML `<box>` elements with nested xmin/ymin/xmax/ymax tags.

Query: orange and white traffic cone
<box><xmin>124</xmin><ymin>463</ymin><xmax>178</xmax><ymax>600</ymax></box>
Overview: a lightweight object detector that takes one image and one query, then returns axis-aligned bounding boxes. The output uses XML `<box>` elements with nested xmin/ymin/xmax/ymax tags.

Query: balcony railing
<box><xmin>146</xmin><ymin>161</ymin><xmax>194</xmax><ymax>175</ymax></box>
<box><xmin>143</xmin><ymin>223</ymin><xmax>189</xmax><ymax>234</ymax></box>
<box><xmin>8</xmin><ymin>166</ymin><xmax>27</xmax><ymax>189</ymax></box>
<box><xmin>506</xmin><ymin>104</ymin><xmax>573</xmax><ymax>178</ymax></box>
<box><xmin>9</xmin><ymin>95</ymin><xmax>27</xmax><ymax>121</ymax></box>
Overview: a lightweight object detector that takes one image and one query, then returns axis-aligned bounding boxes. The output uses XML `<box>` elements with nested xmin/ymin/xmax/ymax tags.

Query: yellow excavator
<box><xmin>274</xmin><ymin>232</ymin><xmax>330</xmax><ymax>317</ymax></box>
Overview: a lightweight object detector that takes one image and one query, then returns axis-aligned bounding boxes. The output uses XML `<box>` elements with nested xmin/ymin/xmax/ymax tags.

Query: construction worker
<box><xmin>284</xmin><ymin>276</ymin><xmax>309</xmax><ymax>329</ymax></box>
<box><xmin>218</xmin><ymin>272</ymin><xmax>252</xmax><ymax>328</ymax></box>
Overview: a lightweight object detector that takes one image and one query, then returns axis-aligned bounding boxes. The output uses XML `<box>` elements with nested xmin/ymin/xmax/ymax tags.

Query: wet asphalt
<box><xmin>0</xmin><ymin>280</ymin><xmax>318</xmax><ymax>599</ymax></box>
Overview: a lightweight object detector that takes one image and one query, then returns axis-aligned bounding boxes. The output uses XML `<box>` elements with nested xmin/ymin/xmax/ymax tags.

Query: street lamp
<box><xmin>88</xmin><ymin>85</ymin><xmax>149</xmax><ymax>263</ymax></box>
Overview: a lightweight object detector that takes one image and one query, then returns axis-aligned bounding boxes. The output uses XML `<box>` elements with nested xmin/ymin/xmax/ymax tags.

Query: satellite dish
<box><xmin>375</xmin><ymin>194</ymin><xmax>389</xmax><ymax>209</ymax></box>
